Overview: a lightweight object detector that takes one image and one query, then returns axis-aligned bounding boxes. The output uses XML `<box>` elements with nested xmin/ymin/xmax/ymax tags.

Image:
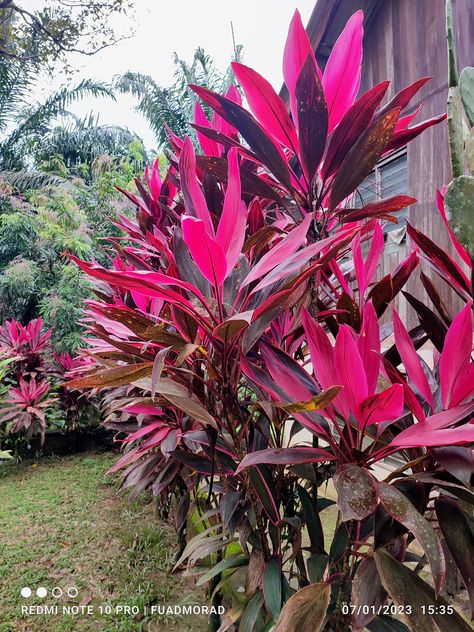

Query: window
<box><xmin>354</xmin><ymin>149</ymin><xmax>408</xmax><ymax>233</ymax></box>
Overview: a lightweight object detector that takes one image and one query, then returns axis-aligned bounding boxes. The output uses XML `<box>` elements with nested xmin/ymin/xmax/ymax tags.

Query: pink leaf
<box><xmin>439</xmin><ymin>303</ymin><xmax>473</xmax><ymax>408</ymax></box>
<box><xmin>358</xmin><ymin>384</ymin><xmax>404</xmax><ymax>426</ymax></box>
<box><xmin>301</xmin><ymin>308</ymin><xmax>336</xmax><ymax>390</ymax></box>
<box><xmin>334</xmin><ymin>325</ymin><xmax>368</xmax><ymax>418</ymax></box>
<box><xmin>364</xmin><ymin>223</ymin><xmax>385</xmax><ymax>288</ymax></box>
<box><xmin>242</xmin><ymin>213</ymin><xmax>312</xmax><ymax>287</ymax></box>
<box><xmin>393</xmin><ymin>310</ymin><xmax>433</xmax><ymax>408</ymax></box>
<box><xmin>283</xmin><ymin>9</ymin><xmax>320</xmax><ymax>125</ymax></box>
<box><xmin>124</xmin><ymin>421</ymin><xmax>165</xmax><ymax>443</ymax></box>
<box><xmin>323</xmin><ymin>11</ymin><xmax>364</xmax><ymax>132</ymax></box>
<box><xmin>182</xmin><ymin>216</ymin><xmax>227</xmax><ymax>288</ymax></box>
<box><xmin>216</xmin><ymin>148</ymin><xmax>248</xmax><ymax>274</ymax></box>
<box><xmin>232</xmin><ymin>61</ymin><xmax>299</xmax><ymax>153</ymax></box>
<box><xmin>358</xmin><ymin>301</ymin><xmax>380</xmax><ymax>393</ymax></box>
<box><xmin>178</xmin><ymin>137</ymin><xmax>213</xmax><ymax>235</ymax></box>
<box><xmin>193</xmin><ymin>102</ymin><xmax>220</xmax><ymax>157</ymax></box>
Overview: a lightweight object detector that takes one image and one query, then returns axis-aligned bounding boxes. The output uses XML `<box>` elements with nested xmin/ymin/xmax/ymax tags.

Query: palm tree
<box><xmin>115</xmin><ymin>46</ymin><xmax>243</xmax><ymax>150</ymax></box>
<box><xmin>0</xmin><ymin>57</ymin><xmax>114</xmax><ymax>188</ymax></box>
<box><xmin>33</xmin><ymin>112</ymin><xmax>146</xmax><ymax>183</ymax></box>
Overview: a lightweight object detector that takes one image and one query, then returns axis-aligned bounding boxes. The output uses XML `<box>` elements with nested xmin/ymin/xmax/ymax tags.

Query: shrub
<box><xmin>66</xmin><ymin>9</ymin><xmax>473</xmax><ymax>632</ymax></box>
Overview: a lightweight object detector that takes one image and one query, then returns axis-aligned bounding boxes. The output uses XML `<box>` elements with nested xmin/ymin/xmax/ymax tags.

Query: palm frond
<box><xmin>1</xmin><ymin>170</ymin><xmax>70</xmax><ymax>192</ymax></box>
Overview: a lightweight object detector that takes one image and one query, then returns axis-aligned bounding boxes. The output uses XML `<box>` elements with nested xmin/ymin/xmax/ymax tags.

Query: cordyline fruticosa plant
<box><xmin>66</xmin><ymin>9</ymin><xmax>474</xmax><ymax>632</ymax></box>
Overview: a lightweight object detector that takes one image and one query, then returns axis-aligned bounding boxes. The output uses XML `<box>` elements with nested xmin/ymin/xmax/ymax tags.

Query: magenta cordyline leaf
<box><xmin>250</xmin><ymin>227</ymin><xmax>354</xmax><ymax>294</ymax></box>
<box><xmin>215</xmin><ymin>147</ymin><xmax>248</xmax><ymax>275</ymax></box>
<box><xmin>334</xmin><ymin>325</ymin><xmax>368</xmax><ymax>419</ymax></box>
<box><xmin>363</xmin><ymin>223</ymin><xmax>384</xmax><ymax>292</ymax></box>
<box><xmin>301</xmin><ymin>308</ymin><xmax>336</xmax><ymax>391</ymax></box>
<box><xmin>232</xmin><ymin>61</ymin><xmax>299</xmax><ymax>153</ymax></box>
<box><xmin>179</xmin><ymin>137</ymin><xmax>213</xmax><ymax>235</ymax></box>
<box><xmin>193</xmin><ymin>102</ymin><xmax>221</xmax><ymax>157</ymax></box>
<box><xmin>386</xmin><ymin>113</ymin><xmax>447</xmax><ymax>154</ymax></box>
<box><xmin>357</xmin><ymin>384</ymin><xmax>404</xmax><ymax>426</ymax></box>
<box><xmin>124</xmin><ymin>422</ymin><xmax>165</xmax><ymax>443</ymax></box>
<box><xmin>235</xmin><ymin>447</ymin><xmax>335</xmax><ymax>473</ymax></box>
<box><xmin>260</xmin><ymin>341</ymin><xmax>319</xmax><ymax>402</ymax></box>
<box><xmin>395</xmin><ymin>103</ymin><xmax>424</xmax><ymax>132</ymax></box>
<box><xmin>391</xmin><ymin>401</ymin><xmax>474</xmax><ymax>448</ymax></box>
<box><xmin>182</xmin><ymin>216</ymin><xmax>227</xmax><ymax>288</ymax></box>
<box><xmin>283</xmin><ymin>9</ymin><xmax>320</xmax><ymax>125</ymax></box>
<box><xmin>123</xmin><ymin>404</ymin><xmax>163</xmax><ymax>416</ymax></box>
<box><xmin>242</xmin><ymin>213</ymin><xmax>312</xmax><ymax>287</ymax></box>
<box><xmin>212</xmin><ymin>84</ymin><xmax>241</xmax><ymax>138</ymax></box>
<box><xmin>358</xmin><ymin>301</ymin><xmax>380</xmax><ymax>393</ymax></box>
<box><xmin>144</xmin><ymin>158</ymin><xmax>162</xmax><ymax>200</ymax></box>
<box><xmin>322</xmin><ymin>10</ymin><xmax>364</xmax><ymax>132</ymax></box>
<box><xmin>439</xmin><ymin>302</ymin><xmax>473</xmax><ymax>408</ymax></box>
<box><xmin>393</xmin><ymin>310</ymin><xmax>434</xmax><ymax>409</ymax></box>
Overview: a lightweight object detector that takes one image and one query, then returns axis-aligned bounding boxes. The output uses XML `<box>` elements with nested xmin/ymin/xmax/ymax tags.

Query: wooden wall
<box><xmin>311</xmin><ymin>0</ymin><xmax>473</xmax><ymax>326</ymax></box>
<box><xmin>361</xmin><ymin>0</ymin><xmax>472</xmax><ymax>326</ymax></box>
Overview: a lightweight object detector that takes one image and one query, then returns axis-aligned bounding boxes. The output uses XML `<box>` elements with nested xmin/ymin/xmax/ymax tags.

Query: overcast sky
<box><xmin>34</xmin><ymin>0</ymin><xmax>316</xmax><ymax>151</ymax></box>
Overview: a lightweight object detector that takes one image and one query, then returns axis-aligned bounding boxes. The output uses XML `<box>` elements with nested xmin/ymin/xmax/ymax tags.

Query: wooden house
<box><xmin>303</xmin><ymin>0</ymin><xmax>473</xmax><ymax>325</ymax></box>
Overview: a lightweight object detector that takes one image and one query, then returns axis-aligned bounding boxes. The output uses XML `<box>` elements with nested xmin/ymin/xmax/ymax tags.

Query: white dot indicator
<box><xmin>67</xmin><ymin>586</ymin><xmax>78</xmax><ymax>598</ymax></box>
<box><xmin>36</xmin><ymin>587</ymin><xmax>47</xmax><ymax>598</ymax></box>
<box><xmin>52</xmin><ymin>587</ymin><xmax>63</xmax><ymax>598</ymax></box>
<box><xmin>21</xmin><ymin>587</ymin><xmax>32</xmax><ymax>598</ymax></box>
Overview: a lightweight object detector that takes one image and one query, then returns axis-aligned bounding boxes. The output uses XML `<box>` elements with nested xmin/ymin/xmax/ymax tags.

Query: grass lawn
<box><xmin>0</xmin><ymin>452</ymin><xmax>208</xmax><ymax>632</ymax></box>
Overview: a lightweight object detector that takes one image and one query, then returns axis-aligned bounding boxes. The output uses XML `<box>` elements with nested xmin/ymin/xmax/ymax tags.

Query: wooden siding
<box><xmin>309</xmin><ymin>0</ymin><xmax>473</xmax><ymax>326</ymax></box>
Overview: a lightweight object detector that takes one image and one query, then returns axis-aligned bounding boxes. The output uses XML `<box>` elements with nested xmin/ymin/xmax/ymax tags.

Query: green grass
<box><xmin>0</xmin><ymin>453</ymin><xmax>207</xmax><ymax>632</ymax></box>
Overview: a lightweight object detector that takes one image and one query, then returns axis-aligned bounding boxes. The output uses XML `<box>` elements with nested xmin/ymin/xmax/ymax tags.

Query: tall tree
<box><xmin>0</xmin><ymin>0</ymin><xmax>134</xmax><ymax>73</ymax></box>
<box><xmin>115</xmin><ymin>45</ymin><xmax>243</xmax><ymax>150</ymax></box>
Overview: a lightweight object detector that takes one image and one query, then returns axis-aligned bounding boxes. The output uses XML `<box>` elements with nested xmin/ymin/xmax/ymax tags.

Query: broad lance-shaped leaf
<box><xmin>235</xmin><ymin>447</ymin><xmax>335</xmax><ymax>474</ymax></box>
<box><xmin>232</xmin><ymin>61</ymin><xmax>299</xmax><ymax>154</ymax></box>
<box><xmin>334</xmin><ymin>465</ymin><xmax>379</xmax><ymax>521</ymax></box>
<box><xmin>439</xmin><ymin>302</ymin><xmax>473</xmax><ymax>408</ymax></box>
<box><xmin>334</xmin><ymin>325</ymin><xmax>368</xmax><ymax>419</ymax></box>
<box><xmin>263</xmin><ymin>556</ymin><xmax>283</xmax><ymax>620</ymax></box>
<box><xmin>374</xmin><ymin>549</ymin><xmax>472</xmax><ymax>632</ymax></box>
<box><xmin>283</xmin><ymin>9</ymin><xmax>320</xmax><ymax>126</ymax></box>
<box><xmin>352</xmin><ymin>557</ymin><xmax>386</xmax><ymax>631</ymax></box>
<box><xmin>193</xmin><ymin>101</ymin><xmax>220</xmax><ymax>157</ymax></box>
<box><xmin>329</xmin><ymin>108</ymin><xmax>400</xmax><ymax>211</ymax></box>
<box><xmin>182</xmin><ymin>216</ymin><xmax>227</xmax><ymax>288</ymax></box>
<box><xmin>242</xmin><ymin>213</ymin><xmax>312</xmax><ymax>286</ymax></box>
<box><xmin>260</xmin><ymin>340</ymin><xmax>319</xmax><ymax>401</ymax></box>
<box><xmin>357</xmin><ymin>384</ymin><xmax>404</xmax><ymax>426</ymax></box>
<box><xmin>191</xmin><ymin>84</ymin><xmax>293</xmax><ymax>191</ymax></box>
<box><xmin>323</xmin><ymin>10</ymin><xmax>364</xmax><ymax>132</ymax></box>
<box><xmin>296</xmin><ymin>52</ymin><xmax>328</xmax><ymax>183</ymax></box>
<box><xmin>378</xmin><ymin>481</ymin><xmax>445</xmax><ymax>595</ymax></box>
<box><xmin>178</xmin><ymin>137</ymin><xmax>213</xmax><ymax>235</ymax></box>
<box><xmin>392</xmin><ymin>310</ymin><xmax>433</xmax><ymax>408</ymax></box>
<box><xmin>215</xmin><ymin>147</ymin><xmax>248</xmax><ymax>275</ymax></box>
<box><xmin>322</xmin><ymin>81</ymin><xmax>389</xmax><ymax>179</ymax></box>
<box><xmin>435</xmin><ymin>496</ymin><xmax>474</xmax><ymax>619</ymax></box>
<box><xmin>248</xmin><ymin>465</ymin><xmax>280</xmax><ymax>525</ymax></box>
<box><xmin>273</xmin><ymin>582</ymin><xmax>330</xmax><ymax>632</ymax></box>
<box><xmin>390</xmin><ymin>400</ymin><xmax>474</xmax><ymax>447</ymax></box>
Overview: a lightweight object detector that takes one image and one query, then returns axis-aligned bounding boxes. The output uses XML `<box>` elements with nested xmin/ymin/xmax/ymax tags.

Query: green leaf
<box><xmin>273</xmin><ymin>582</ymin><xmax>330</xmax><ymax>632</ymax></box>
<box><xmin>366</xmin><ymin>615</ymin><xmax>410</xmax><ymax>632</ymax></box>
<box><xmin>240</xmin><ymin>591</ymin><xmax>265</xmax><ymax>632</ymax></box>
<box><xmin>459</xmin><ymin>66</ymin><xmax>474</xmax><ymax>126</ymax></box>
<box><xmin>444</xmin><ymin>175</ymin><xmax>474</xmax><ymax>255</ymax></box>
<box><xmin>307</xmin><ymin>554</ymin><xmax>328</xmax><ymax>583</ymax></box>
<box><xmin>378</xmin><ymin>481</ymin><xmax>445</xmax><ymax>595</ymax></box>
<box><xmin>374</xmin><ymin>549</ymin><xmax>472</xmax><ymax>632</ymax></box>
<box><xmin>196</xmin><ymin>554</ymin><xmax>248</xmax><ymax>587</ymax></box>
<box><xmin>298</xmin><ymin>485</ymin><xmax>325</xmax><ymax>554</ymax></box>
<box><xmin>263</xmin><ymin>556</ymin><xmax>283</xmax><ymax>620</ymax></box>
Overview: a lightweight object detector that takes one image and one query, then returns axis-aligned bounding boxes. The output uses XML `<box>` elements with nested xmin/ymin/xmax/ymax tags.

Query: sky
<box><xmin>34</xmin><ymin>0</ymin><xmax>317</xmax><ymax>151</ymax></box>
